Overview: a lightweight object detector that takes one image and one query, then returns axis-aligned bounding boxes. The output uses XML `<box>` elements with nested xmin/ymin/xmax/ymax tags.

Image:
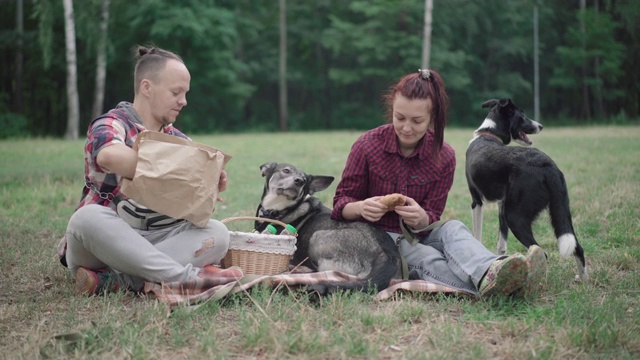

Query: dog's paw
<box><xmin>574</xmin><ymin>273</ymin><xmax>589</xmax><ymax>282</ymax></box>
<box><xmin>379</xmin><ymin>193</ymin><xmax>406</xmax><ymax>211</ymax></box>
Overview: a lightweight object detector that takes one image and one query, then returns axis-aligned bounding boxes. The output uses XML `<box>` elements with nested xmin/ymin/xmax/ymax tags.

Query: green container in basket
<box><xmin>221</xmin><ymin>217</ymin><xmax>297</xmax><ymax>275</ymax></box>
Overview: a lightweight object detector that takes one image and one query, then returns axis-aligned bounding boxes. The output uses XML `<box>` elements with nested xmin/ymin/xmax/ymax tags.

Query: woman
<box><xmin>331</xmin><ymin>69</ymin><xmax>546</xmax><ymax>297</ymax></box>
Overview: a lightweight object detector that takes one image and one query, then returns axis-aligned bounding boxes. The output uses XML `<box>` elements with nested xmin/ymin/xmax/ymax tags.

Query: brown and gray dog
<box><xmin>255</xmin><ymin>162</ymin><xmax>401</xmax><ymax>295</ymax></box>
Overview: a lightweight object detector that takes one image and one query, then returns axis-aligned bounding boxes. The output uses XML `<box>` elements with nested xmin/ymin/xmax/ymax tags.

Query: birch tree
<box><xmin>91</xmin><ymin>0</ymin><xmax>110</xmax><ymax>119</ymax></box>
<box><xmin>63</xmin><ymin>0</ymin><xmax>79</xmax><ymax>140</ymax></box>
<box><xmin>14</xmin><ymin>0</ymin><xmax>24</xmax><ymax>114</ymax></box>
<box><xmin>421</xmin><ymin>0</ymin><xmax>433</xmax><ymax>69</ymax></box>
<box><xmin>533</xmin><ymin>2</ymin><xmax>540</xmax><ymax>122</ymax></box>
<box><xmin>279</xmin><ymin>0</ymin><xmax>288</xmax><ymax>131</ymax></box>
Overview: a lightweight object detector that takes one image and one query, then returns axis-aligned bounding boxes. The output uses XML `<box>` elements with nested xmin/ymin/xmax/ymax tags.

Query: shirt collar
<box><xmin>115</xmin><ymin>101</ymin><xmax>175</xmax><ymax>134</ymax></box>
<box><xmin>116</xmin><ymin>102</ymin><xmax>143</xmax><ymax>126</ymax></box>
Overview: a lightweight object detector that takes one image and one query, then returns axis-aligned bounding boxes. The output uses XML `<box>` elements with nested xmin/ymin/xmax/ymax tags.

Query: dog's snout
<box><xmin>531</xmin><ymin>120</ymin><xmax>544</xmax><ymax>134</ymax></box>
<box><xmin>294</xmin><ymin>177</ymin><xmax>304</xmax><ymax>186</ymax></box>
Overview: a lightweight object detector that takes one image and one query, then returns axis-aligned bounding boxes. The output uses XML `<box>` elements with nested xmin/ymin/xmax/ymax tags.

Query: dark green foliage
<box><xmin>0</xmin><ymin>0</ymin><xmax>638</xmax><ymax>138</ymax></box>
<box><xmin>0</xmin><ymin>111</ymin><xmax>28</xmax><ymax>139</ymax></box>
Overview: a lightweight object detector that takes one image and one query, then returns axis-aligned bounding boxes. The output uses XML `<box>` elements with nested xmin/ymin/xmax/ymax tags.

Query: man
<box><xmin>60</xmin><ymin>45</ymin><xmax>241</xmax><ymax>296</ymax></box>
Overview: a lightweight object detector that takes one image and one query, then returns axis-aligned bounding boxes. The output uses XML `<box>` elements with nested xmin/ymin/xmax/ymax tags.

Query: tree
<box><xmin>579</xmin><ymin>0</ymin><xmax>590</xmax><ymax>119</ymax></box>
<box><xmin>62</xmin><ymin>0</ymin><xmax>79</xmax><ymax>140</ymax></box>
<box><xmin>533</xmin><ymin>1</ymin><xmax>540</xmax><ymax>122</ymax></box>
<box><xmin>14</xmin><ymin>0</ymin><xmax>24</xmax><ymax>114</ymax></box>
<box><xmin>91</xmin><ymin>0</ymin><xmax>110</xmax><ymax>119</ymax></box>
<box><xmin>0</xmin><ymin>0</ymin><xmax>638</xmax><ymax>137</ymax></box>
<box><xmin>550</xmin><ymin>5</ymin><xmax>625</xmax><ymax>119</ymax></box>
<box><xmin>279</xmin><ymin>0</ymin><xmax>288</xmax><ymax>131</ymax></box>
<box><xmin>421</xmin><ymin>0</ymin><xmax>433</xmax><ymax>69</ymax></box>
<box><xmin>612</xmin><ymin>0</ymin><xmax>640</xmax><ymax>117</ymax></box>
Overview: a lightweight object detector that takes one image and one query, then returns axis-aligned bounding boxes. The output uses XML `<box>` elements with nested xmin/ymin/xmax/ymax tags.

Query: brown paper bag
<box><xmin>120</xmin><ymin>131</ymin><xmax>231</xmax><ymax>227</ymax></box>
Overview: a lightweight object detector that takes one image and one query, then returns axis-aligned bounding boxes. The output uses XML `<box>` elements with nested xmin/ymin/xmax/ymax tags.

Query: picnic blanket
<box><xmin>42</xmin><ymin>272</ymin><xmax>470</xmax><ymax>354</ymax></box>
<box><xmin>143</xmin><ymin>267</ymin><xmax>472</xmax><ymax>310</ymax></box>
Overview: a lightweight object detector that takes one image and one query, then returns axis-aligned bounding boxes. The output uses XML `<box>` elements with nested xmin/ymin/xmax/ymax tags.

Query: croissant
<box><xmin>379</xmin><ymin>193</ymin><xmax>406</xmax><ymax>210</ymax></box>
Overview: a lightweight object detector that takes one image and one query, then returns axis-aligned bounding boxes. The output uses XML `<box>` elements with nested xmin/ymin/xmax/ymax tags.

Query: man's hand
<box><xmin>96</xmin><ymin>144</ymin><xmax>138</xmax><ymax>179</ymax></box>
<box><xmin>216</xmin><ymin>170</ymin><xmax>228</xmax><ymax>202</ymax></box>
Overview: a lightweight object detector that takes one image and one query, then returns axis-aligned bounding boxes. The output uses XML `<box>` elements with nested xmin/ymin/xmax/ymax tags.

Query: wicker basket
<box><xmin>221</xmin><ymin>216</ymin><xmax>297</xmax><ymax>275</ymax></box>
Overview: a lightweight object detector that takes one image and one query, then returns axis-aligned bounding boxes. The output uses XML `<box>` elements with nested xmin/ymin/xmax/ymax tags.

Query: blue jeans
<box><xmin>394</xmin><ymin>220</ymin><xmax>499</xmax><ymax>296</ymax></box>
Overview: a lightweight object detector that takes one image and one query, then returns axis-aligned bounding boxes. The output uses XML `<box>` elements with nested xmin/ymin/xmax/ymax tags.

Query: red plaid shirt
<box><xmin>331</xmin><ymin>124</ymin><xmax>456</xmax><ymax>235</ymax></box>
<box><xmin>77</xmin><ymin>102</ymin><xmax>190</xmax><ymax>211</ymax></box>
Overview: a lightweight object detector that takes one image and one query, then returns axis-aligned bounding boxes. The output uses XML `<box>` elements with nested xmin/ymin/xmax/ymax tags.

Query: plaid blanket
<box><xmin>144</xmin><ymin>268</ymin><xmax>472</xmax><ymax>310</ymax></box>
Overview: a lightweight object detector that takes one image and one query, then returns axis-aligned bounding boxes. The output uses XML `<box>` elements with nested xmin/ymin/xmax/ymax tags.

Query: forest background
<box><xmin>0</xmin><ymin>0</ymin><xmax>638</xmax><ymax>139</ymax></box>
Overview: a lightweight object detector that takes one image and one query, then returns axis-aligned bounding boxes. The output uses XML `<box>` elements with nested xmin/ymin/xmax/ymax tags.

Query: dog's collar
<box><xmin>256</xmin><ymin>201</ymin><xmax>320</xmax><ymax>233</ymax></box>
<box><xmin>260</xmin><ymin>208</ymin><xmax>284</xmax><ymax>219</ymax></box>
<box><xmin>476</xmin><ymin>131</ymin><xmax>504</xmax><ymax>144</ymax></box>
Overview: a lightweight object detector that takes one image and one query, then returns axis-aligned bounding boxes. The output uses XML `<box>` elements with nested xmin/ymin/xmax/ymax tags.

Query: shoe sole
<box><xmin>525</xmin><ymin>245</ymin><xmax>548</xmax><ymax>295</ymax></box>
<box><xmin>481</xmin><ymin>255</ymin><xmax>528</xmax><ymax>297</ymax></box>
<box><xmin>75</xmin><ymin>267</ymin><xmax>97</xmax><ymax>295</ymax></box>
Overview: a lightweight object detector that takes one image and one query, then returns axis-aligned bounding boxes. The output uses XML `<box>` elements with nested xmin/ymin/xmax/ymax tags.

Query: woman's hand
<box><xmin>394</xmin><ymin>197</ymin><xmax>430</xmax><ymax>229</ymax></box>
<box><xmin>359</xmin><ymin>196</ymin><xmax>388</xmax><ymax>222</ymax></box>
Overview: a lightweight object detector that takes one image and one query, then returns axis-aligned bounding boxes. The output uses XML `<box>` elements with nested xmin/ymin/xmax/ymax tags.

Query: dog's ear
<box><xmin>260</xmin><ymin>162</ymin><xmax>277</xmax><ymax>178</ymax></box>
<box><xmin>308</xmin><ymin>175</ymin><xmax>334</xmax><ymax>195</ymax></box>
<box><xmin>481</xmin><ymin>99</ymin><xmax>498</xmax><ymax>109</ymax></box>
<box><xmin>498</xmin><ymin>98</ymin><xmax>511</xmax><ymax>108</ymax></box>
<box><xmin>498</xmin><ymin>98</ymin><xmax>515</xmax><ymax>115</ymax></box>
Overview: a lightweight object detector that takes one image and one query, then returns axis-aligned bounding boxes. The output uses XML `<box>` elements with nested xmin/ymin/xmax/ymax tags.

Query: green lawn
<box><xmin>1</xmin><ymin>126</ymin><xmax>639</xmax><ymax>359</ymax></box>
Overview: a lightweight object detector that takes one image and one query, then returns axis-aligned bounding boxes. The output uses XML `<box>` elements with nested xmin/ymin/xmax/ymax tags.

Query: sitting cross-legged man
<box><xmin>58</xmin><ymin>45</ymin><xmax>242</xmax><ymax>296</ymax></box>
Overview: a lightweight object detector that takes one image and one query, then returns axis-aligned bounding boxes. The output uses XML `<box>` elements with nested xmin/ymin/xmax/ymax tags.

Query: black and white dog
<box><xmin>254</xmin><ymin>162</ymin><xmax>401</xmax><ymax>295</ymax></box>
<box><xmin>465</xmin><ymin>99</ymin><xmax>588</xmax><ymax>282</ymax></box>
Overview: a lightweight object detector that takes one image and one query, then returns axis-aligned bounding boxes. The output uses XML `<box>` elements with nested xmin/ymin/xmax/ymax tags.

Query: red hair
<box><xmin>383</xmin><ymin>70</ymin><xmax>449</xmax><ymax>160</ymax></box>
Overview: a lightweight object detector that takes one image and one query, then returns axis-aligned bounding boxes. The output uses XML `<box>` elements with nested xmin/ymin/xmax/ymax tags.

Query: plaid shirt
<box><xmin>77</xmin><ymin>102</ymin><xmax>190</xmax><ymax>212</ymax></box>
<box><xmin>331</xmin><ymin>124</ymin><xmax>456</xmax><ymax>235</ymax></box>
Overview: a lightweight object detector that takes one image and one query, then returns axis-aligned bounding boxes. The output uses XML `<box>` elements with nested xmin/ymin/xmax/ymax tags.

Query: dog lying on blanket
<box><xmin>465</xmin><ymin>98</ymin><xmax>588</xmax><ymax>282</ymax></box>
<box><xmin>254</xmin><ymin>162</ymin><xmax>401</xmax><ymax>295</ymax></box>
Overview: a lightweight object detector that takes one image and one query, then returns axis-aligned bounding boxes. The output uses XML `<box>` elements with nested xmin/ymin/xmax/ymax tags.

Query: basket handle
<box><xmin>222</xmin><ymin>216</ymin><xmax>288</xmax><ymax>229</ymax></box>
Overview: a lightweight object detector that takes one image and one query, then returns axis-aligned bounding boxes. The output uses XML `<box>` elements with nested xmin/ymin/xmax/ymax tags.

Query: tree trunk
<box><xmin>14</xmin><ymin>0</ymin><xmax>24</xmax><ymax>114</ymax></box>
<box><xmin>579</xmin><ymin>0</ymin><xmax>591</xmax><ymax>120</ymax></box>
<box><xmin>278</xmin><ymin>0</ymin><xmax>288</xmax><ymax>132</ymax></box>
<box><xmin>533</xmin><ymin>2</ymin><xmax>540</xmax><ymax>122</ymax></box>
<box><xmin>421</xmin><ymin>0</ymin><xmax>433</xmax><ymax>69</ymax></box>
<box><xmin>63</xmin><ymin>0</ymin><xmax>80</xmax><ymax>140</ymax></box>
<box><xmin>592</xmin><ymin>0</ymin><xmax>605</xmax><ymax>117</ymax></box>
<box><xmin>92</xmin><ymin>0</ymin><xmax>111</xmax><ymax>119</ymax></box>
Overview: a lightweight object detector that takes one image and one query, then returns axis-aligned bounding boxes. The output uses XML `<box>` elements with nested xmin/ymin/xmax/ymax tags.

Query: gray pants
<box><xmin>65</xmin><ymin>204</ymin><xmax>230</xmax><ymax>291</ymax></box>
<box><xmin>394</xmin><ymin>220</ymin><xmax>499</xmax><ymax>296</ymax></box>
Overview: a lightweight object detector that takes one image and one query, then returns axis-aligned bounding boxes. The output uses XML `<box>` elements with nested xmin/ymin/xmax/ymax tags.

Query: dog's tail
<box><xmin>307</xmin><ymin>252</ymin><xmax>399</xmax><ymax>295</ymax></box>
<box><xmin>546</xmin><ymin>169</ymin><xmax>584</xmax><ymax>253</ymax></box>
<box><xmin>546</xmin><ymin>166</ymin><xmax>588</xmax><ymax>280</ymax></box>
<box><xmin>546</xmin><ymin>167</ymin><xmax>577</xmax><ymax>256</ymax></box>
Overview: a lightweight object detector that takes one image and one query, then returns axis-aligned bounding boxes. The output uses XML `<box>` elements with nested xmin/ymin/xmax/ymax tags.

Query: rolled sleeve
<box><xmin>85</xmin><ymin>117</ymin><xmax>126</xmax><ymax>173</ymax></box>
<box><xmin>332</xmin><ymin>139</ymin><xmax>370</xmax><ymax>221</ymax></box>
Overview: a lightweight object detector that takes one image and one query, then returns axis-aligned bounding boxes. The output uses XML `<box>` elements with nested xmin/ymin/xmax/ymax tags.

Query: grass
<box><xmin>1</xmin><ymin>126</ymin><xmax>639</xmax><ymax>359</ymax></box>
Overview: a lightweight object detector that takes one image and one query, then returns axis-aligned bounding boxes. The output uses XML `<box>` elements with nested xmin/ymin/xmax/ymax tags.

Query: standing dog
<box><xmin>465</xmin><ymin>98</ymin><xmax>588</xmax><ymax>282</ymax></box>
<box><xmin>255</xmin><ymin>162</ymin><xmax>401</xmax><ymax>295</ymax></box>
